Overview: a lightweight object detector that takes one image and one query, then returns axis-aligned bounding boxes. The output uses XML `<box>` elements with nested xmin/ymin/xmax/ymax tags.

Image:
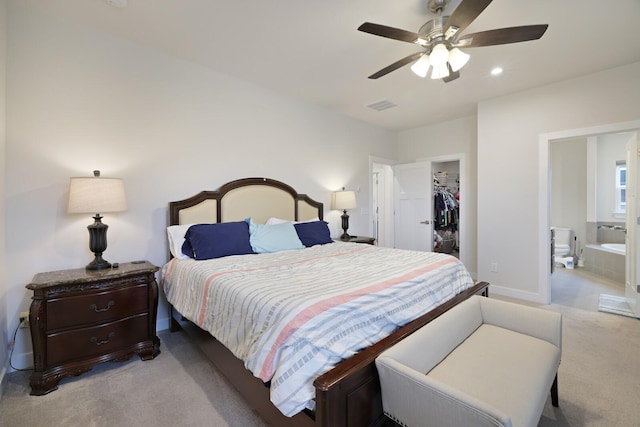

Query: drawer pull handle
<box><xmin>90</xmin><ymin>300</ymin><xmax>114</xmax><ymax>313</ymax></box>
<box><xmin>90</xmin><ymin>332</ymin><xmax>115</xmax><ymax>346</ymax></box>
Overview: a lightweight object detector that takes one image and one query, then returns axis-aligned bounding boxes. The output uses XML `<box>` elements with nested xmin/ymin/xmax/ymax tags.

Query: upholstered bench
<box><xmin>376</xmin><ymin>296</ymin><xmax>562</xmax><ymax>427</ymax></box>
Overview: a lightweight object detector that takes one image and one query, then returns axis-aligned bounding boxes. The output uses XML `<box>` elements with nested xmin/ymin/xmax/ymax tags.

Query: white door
<box><xmin>625</xmin><ymin>132</ymin><xmax>639</xmax><ymax>316</ymax></box>
<box><xmin>393</xmin><ymin>162</ymin><xmax>432</xmax><ymax>251</ymax></box>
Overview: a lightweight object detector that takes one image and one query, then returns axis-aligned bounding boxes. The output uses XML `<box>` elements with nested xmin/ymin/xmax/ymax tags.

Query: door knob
<box><xmin>420</xmin><ymin>220</ymin><xmax>430</xmax><ymax>225</ymax></box>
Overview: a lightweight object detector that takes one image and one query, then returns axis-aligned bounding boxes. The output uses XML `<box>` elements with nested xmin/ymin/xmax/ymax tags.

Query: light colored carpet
<box><xmin>1</xmin><ymin>300</ymin><xmax>639</xmax><ymax>426</ymax></box>
<box><xmin>598</xmin><ymin>294</ymin><xmax>636</xmax><ymax>318</ymax></box>
<box><xmin>512</xmin><ymin>299</ymin><xmax>640</xmax><ymax>426</ymax></box>
<box><xmin>0</xmin><ymin>330</ymin><xmax>268</xmax><ymax>427</ymax></box>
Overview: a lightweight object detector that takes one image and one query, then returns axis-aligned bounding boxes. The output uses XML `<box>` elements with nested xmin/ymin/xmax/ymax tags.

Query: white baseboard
<box><xmin>156</xmin><ymin>315</ymin><xmax>170</xmax><ymax>332</ymax></box>
<box><xmin>8</xmin><ymin>351</ymin><xmax>32</xmax><ymax>373</ymax></box>
<box><xmin>489</xmin><ymin>284</ymin><xmax>546</xmax><ymax>304</ymax></box>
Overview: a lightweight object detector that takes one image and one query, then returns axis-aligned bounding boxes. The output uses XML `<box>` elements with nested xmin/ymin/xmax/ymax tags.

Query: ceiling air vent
<box><xmin>366</xmin><ymin>100</ymin><xmax>397</xmax><ymax>112</ymax></box>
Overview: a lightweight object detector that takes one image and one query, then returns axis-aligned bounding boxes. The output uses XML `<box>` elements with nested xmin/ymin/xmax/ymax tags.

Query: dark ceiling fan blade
<box><xmin>358</xmin><ymin>22</ymin><xmax>426</xmax><ymax>45</ymax></box>
<box><xmin>444</xmin><ymin>0</ymin><xmax>493</xmax><ymax>38</ymax></box>
<box><xmin>442</xmin><ymin>63</ymin><xmax>460</xmax><ymax>83</ymax></box>
<box><xmin>368</xmin><ymin>52</ymin><xmax>423</xmax><ymax>79</ymax></box>
<box><xmin>456</xmin><ymin>24</ymin><xmax>548</xmax><ymax>47</ymax></box>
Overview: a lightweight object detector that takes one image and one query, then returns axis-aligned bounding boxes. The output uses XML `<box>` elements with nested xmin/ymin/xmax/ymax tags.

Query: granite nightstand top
<box><xmin>26</xmin><ymin>261</ymin><xmax>159</xmax><ymax>290</ymax></box>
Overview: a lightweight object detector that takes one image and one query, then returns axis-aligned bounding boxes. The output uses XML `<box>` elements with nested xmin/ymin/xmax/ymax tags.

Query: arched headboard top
<box><xmin>169</xmin><ymin>177</ymin><xmax>324</xmax><ymax>226</ymax></box>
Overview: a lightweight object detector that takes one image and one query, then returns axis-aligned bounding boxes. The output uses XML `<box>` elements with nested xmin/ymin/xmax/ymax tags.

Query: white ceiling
<box><xmin>20</xmin><ymin>0</ymin><xmax>640</xmax><ymax>131</ymax></box>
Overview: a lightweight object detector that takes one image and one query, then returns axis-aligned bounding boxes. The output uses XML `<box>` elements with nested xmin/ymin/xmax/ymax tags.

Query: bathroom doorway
<box><xmin>542</xmin><ymin>121</ymin><xmax>640</xmax><ymax>315</ymax></box>
<box><xmin>550</xmin><ymin>136</ymin><xmax>624</xmax><ymax>311</ymax></box>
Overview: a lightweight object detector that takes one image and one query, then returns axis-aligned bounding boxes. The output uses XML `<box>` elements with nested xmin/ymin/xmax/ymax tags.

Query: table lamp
<box><xmin>332</xmin><ymin>188</ymin><xmax>357</xmax><ymax>240</ymax></box>
<box><xmin>68</xmin><ymin>170</ymin><xmax>127</xmax><ymax>270</ymax></box>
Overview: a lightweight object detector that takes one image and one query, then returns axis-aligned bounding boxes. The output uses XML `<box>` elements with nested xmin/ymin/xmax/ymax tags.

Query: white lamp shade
<box><xmin>68</xmin><ymin>176</ymin><xmax>127</xmax><ymax>214</ymax></box>
<box><xmin>410</xmin><ymin>54</ymin><xmax>431</xmax><ymax>78</ymax></box>
<box><xmin>332</xmin><ymin>190</ymin><xmax>357</xmax><ymax>211</ymax></box>
<box><xmin>448</xmin><ymin>47</ymin><xmax>470</xmax><ymax>72</ymax></box>
<box><xmin>430</xmin><ymin>64</ymin><xmax>450</xmax><ymax>79</ymax></box>
<box><xmin>429</xmin><ymin>43</ymin><xmax>449</xmax><ymax>67</ymax></box>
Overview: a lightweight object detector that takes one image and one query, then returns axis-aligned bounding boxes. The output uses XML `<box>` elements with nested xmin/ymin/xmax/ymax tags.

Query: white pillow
<box><xmin>266</xmin><ymin>217</ymin><xmax>320</xmax><ymax>225</ymax></box>
<box><xmin>167</xmin><ymin>224</ymin><xmax>195</xmax><ymax>260</ymax></box>
<box><xmin>266</xmin><ymin>217</ymin><xmax>293</xmax><ymax>225</ymax></box>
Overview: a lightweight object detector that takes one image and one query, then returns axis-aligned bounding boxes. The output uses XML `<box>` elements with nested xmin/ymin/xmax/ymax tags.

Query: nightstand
<box><xmin>26</xmin><ymin>261</ymin><xmax>160</xmax><ymax>395</ymax></box>
<box><xmin>340</xmin><ymin>236</ymin><xmax>376</xmax><ymax>245</ymax></box>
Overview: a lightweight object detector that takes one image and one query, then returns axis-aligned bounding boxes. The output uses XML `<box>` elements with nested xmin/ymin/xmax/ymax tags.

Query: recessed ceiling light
<box><xmin>491</xmin><ymin>67</ymin><xmax>503</xmax><ymax>76</ymax></box>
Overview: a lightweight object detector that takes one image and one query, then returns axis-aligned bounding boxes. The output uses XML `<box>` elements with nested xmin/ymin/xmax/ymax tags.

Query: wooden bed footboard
<box><xmin>170</xmin><ymin>281</ymin><xmax>489</xmax><ymax>427</ymax></box>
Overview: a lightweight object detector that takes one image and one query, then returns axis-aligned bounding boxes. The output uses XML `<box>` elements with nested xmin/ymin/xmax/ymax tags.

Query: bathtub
<box><xmin>584</xmin><ymin>243</ymin><xmax>625</xmax><ymax>285</ymax></box>
<box><xmin>600</xmin><ymin>243</ymin><xmax>625</xmax><ymax>255</ymax></box>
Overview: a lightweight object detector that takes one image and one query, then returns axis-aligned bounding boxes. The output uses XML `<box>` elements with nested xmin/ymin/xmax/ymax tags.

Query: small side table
<box><xmin>26</xmin><ymin>261</ymin><xmax>160</xmax><ymax>395</ymax></box>
<box><xmin>339</xmin><ymin>236</ymin><xmax>376</xmax><ymax>245</ymax></box>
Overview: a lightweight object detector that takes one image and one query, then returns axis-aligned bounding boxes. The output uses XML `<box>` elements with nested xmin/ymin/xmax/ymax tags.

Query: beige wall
<box><xmin>4</xmin><ymin>1</ymin><xmax>395</xmax><ymax>367</ymax></box>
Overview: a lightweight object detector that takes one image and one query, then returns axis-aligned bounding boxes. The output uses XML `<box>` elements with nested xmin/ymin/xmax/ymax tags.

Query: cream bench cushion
<box><xmin>376</xmin><ymin>296</ymin><xmax>562</xmax><ymax>427</ymax></box>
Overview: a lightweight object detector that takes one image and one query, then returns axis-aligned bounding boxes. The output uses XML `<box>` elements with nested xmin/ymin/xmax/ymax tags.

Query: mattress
<box><xmin>161</xmin><ymin>241</ymin><xmax>475</xmax><ymax>416</ymax></box>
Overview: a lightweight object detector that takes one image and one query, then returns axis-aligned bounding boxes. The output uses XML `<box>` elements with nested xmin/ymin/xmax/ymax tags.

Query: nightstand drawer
<box><xmin>46</xmin><ymin>284</ymin><xmax>148</xmax><ymax>330</ymax></box>
<box><xmin>46</xmin><ymin>314</ymin><xmax>149</xmax><ymax>366</ymax></box>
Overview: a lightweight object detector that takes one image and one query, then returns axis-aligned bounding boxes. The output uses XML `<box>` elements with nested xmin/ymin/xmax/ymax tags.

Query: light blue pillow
<box><xmin>246</xmin><ymin>218</ymin><xmax>305</xmax><ymax>253</ymax></box>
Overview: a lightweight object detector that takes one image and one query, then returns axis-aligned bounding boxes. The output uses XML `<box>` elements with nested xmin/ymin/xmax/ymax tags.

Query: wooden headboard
<box><xmin>169</xmin><ymin>177</ymin><xmax>324</xmax><ymax>226</ymax></box>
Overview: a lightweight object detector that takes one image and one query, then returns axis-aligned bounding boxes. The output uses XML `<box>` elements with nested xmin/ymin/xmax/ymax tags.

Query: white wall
<box><xmin>4</xmin><ymin>2</ymin><xmax>395</xmax><ymax>367</ymax></box>
<box><xmin>0</xmin><ymin>0</ymin><xmax>8</xmax><ymax>389</ymax></box>
<box><xmin>596</xmin><ymin>133</ymin><xmax>628</xmax><ymax>222</ymax></box>
<box><xmin>397</xmin><ymin>115</ymin><xmax>478</xmax><ymax>276</ymax></box>
<box><xmin>477</xmin><ymin>61</ymin><xmax>640</xmax><ymax>301</ymax></box>
<box><xmin>551</xmin><ymin>138</ymin><xmax>587</xmax><ymax>255</ymax></box>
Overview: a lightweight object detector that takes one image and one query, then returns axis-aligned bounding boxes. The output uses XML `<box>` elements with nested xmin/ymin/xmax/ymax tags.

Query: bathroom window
<box><xmin>615</xmin><ymin>161</ymin><xmax>626</xmax><ymax>213</ymax></box>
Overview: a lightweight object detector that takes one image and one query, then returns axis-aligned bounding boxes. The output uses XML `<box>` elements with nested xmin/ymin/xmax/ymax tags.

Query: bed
<box><xmin>162</xmin><ymin>177</ymin><xmax>489</xmax><ymax>427</ymax></box>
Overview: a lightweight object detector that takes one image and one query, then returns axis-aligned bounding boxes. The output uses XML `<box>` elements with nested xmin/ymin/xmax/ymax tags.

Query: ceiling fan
<box><xmin>358</xmin><ymin>0</ymin><xmax>548</xmax><ymax>82</ymax></box>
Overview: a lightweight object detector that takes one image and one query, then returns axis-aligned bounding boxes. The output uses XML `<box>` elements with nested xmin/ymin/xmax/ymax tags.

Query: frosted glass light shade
<box><xmin>429</xmin><ymin>43</ymin><xmax>449</xmax><ymax>67</ymax></box>
<box><xmin>410</xmin><ymin>54</ymin><xmax>431</xmax><ymax>78</ymax></box>
<box><xmin>431</xmin><ymin>64</ymin><xmax>450</xmax><ymax>79</ymax></box>
<box><xmin>448</xmin><ymin>48</ymin><xmax>470</xmax><ymax>72</ymax></box>
<box><xmin>331</xmin><ymin>190</ymin><xmax>357</xmax><ymax>211</ymax></box>
<box><xmin>68</xmin><ymin>174</ymin><xmax>127</xmax><ymax>214</ymax></box>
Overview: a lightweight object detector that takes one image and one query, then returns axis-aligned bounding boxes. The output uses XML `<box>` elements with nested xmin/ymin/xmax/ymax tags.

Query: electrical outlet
<box><xmin>19</xmin><ymin>311</ymin><xmax>29</xmax><ymax>328</ymax></box>
<box><xmin>490</xmin><ymin>262</ymin><xmax>498</xmax><ymax>273</ymax></box>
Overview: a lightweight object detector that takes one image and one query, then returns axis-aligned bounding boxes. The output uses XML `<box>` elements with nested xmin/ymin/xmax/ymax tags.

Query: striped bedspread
<box><xmin>161</xmin><ymin>241</ymin><xmax>474</xmax><ymax>416</ymax></box>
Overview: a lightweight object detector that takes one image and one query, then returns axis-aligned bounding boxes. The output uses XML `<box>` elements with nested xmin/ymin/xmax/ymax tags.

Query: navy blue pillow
<box><xmin>294</xmin><ymin>221</ymin><xmax>333</xmax><ymax>247</ymax></box>
<box><xmin>182</xmin><ymin>222</ymin><xmax>254</xmax><ymax>260</ymax></box>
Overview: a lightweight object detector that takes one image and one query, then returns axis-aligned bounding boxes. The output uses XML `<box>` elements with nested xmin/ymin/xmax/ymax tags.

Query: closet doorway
<box><xmin>416</xmin><ymin>154</ymin><xmax>466</xmax><ymax>266</ymax></box>
<box><xmin>370</xmin><ymin>154</ymin><xmax>468</xmax><ymax>268</ymax></box>
<box><xmin>432</xmin><ymin>159</ymin><xmax>461</xmax><ymax>259</ymax></box>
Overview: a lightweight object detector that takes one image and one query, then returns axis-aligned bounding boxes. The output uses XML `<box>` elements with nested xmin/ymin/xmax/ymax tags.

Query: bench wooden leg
<box><xmin>551</xmin><ymin>373</ymin><xmax>559</xmax><ymax>407</ymax></box>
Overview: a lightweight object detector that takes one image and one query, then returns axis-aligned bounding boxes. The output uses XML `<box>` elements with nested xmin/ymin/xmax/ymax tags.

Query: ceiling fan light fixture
<box><xmin>410</xmin><ymin>54</ymin><xmax>431</xmax><ymax>78</ymax></box>
<box><xmin>431</xmin><ymin>64</ymin><xmax>450</xmax><ymax>80</ymax></box>
<box><xmin>429</xmin><ymin>43</ymin><xmax>449</xmax><ymax>67</ymax></box>
<box><xmin>448</xmin><ymin>48</ymin><xmax>470</xmax><ymax>72</ymax></box>
<box><xmin>358</xmin><ymin>1</ymin><xmax>549</xmax><ymax>81</ymax></box>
